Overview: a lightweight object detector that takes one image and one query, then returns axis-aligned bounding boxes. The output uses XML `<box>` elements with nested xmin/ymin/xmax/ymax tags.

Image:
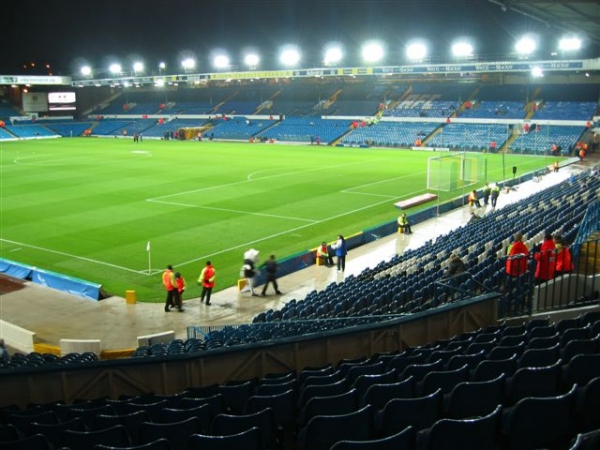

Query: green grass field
<box><xmin>0</xmin><ymin>138</ymin><xmax>556</xmax><ymax>301</ymax></box>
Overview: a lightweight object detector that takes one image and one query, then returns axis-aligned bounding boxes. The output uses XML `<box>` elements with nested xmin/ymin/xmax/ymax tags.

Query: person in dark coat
<box><xmin>261</xmin><ymin>255</ymin><xmax>282</xmax><ymax>296</ymax></box>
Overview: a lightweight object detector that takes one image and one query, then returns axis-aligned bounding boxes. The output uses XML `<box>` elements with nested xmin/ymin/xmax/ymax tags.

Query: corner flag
<box><xmin>146</xmin><ymin>241</ymin><xmax>151</xmax><ymax>252</ymax></box>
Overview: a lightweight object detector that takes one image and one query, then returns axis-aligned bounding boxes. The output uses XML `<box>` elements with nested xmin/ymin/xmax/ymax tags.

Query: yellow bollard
<box><xmin>125</xmin><ymin>290</ymin><xmax>136</xmax><ymax>304</ymax></box>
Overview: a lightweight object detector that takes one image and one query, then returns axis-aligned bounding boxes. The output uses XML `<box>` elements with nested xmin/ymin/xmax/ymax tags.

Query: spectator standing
<box><xmin>490</xmin><ymin>183</ymin><xmax>501</xmax><ymax>208</ymax></box>
<box><xmin>505</xmin><ymin>233</ymin><xmax>529</xmax><ymax>277</ymax></box>
<box><xmin>482</xmin><ymin>183</ymin><xmax>491</xmax><ymax>206</ymax></box>
<box><xmin>331</xmin><ymin>234</ymin><xmax>347</xmax><ymax>272</ymax></box>
<box><xmin>174</xmin><ymin>272</ymin><xmax>186</xmax><ymax>312</ymax></box>
<box><xmin>554</xmin><ymin>235</ymin><xmax>574</xmax><ymax>276</ymax></box>
<box><xmin>162</xmin><ymin>265</ymin><xmax>177</xmax><ymax>312</ymax></box>
<box><xmin>533</xmin><ymin>232</ymin><xmax>556</xmax><ymax>284</ymax></box>
<box><xmin>316</xmin><ymin>241</ymin><xmax>334</xmax><ymax>267</ymax></box>
<box><xmin>261</xmin><ymin>255</ymin><xmax>282</xmax><ymax>296</ymax></box>
<box><xmin>198</xmin><ymin>261</ymin><xmax>216</xmax><ymax>305</ymax></box>
<box><xmin>468</xmin><ymin>190</ymin><xmax>481</xmax><ymax>208</ymax></box>
<box><xmin>242</xmin><ymin>249</ymin><xmax>260</xmax><ymax>297</ymax></box>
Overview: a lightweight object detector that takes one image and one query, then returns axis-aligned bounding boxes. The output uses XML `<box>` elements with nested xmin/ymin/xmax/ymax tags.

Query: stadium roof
<box><xmin>488</xmin><ymin>0</ymin><xmax>600</xmax><ymax>44</ymax></box>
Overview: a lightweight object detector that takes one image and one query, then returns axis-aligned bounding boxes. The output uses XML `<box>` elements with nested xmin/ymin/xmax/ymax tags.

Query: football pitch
<box><xmin>0</xmin><ymin>138</ymin><xmax>556</xmax><ymax>302</ymax></box>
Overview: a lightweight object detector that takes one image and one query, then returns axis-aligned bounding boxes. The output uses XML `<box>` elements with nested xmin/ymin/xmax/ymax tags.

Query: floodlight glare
<box><xmin>452</xmin><ymin>41</ymin><xmax>473</xmax><ymax>57</ymax></box>
<box><xmin>181</xmin><ymin>58</ymin><xmax>196</xmax><ymax>70</ymax></box>
<box><xmin>531</xmin><ymin>66</ymin><xmax>543</xmax><ymax>77</ymax></box>
<box><xmin>362</xmin><ymin>42</ymin><xmax>384</xmax><ymax>63</ymax></box>
<box><xmin>280</xmin><ymin>48</ymin><xmax>300</xmax><ymax>66</ymax></box>
<box><xmin>80</xmin><ymin>66</ymin><xmax>92</xmax><ymax>76</ymax></box>
<box><xmin>406</xmin><ymin>42</ymin><xmax>427</xmax><ymax>61</ymax></box>
<box><xmin>109</xmin><ymin>63</ymin><xmax>122</xmax><ymax>74</ymax></box>
<box><xmin>324</xmin><ymin>47</ymin><xmax>343</xmax><ymax>65</ymax></box>
<box><xmin>159</xmin><ymin>62</ymin><xmax>166</xmax><ymax>69</ymax></box>
<box><xmin>244</xmin><ymin>53</ymin><xmax>259</xmax><ymax>67</ymax></box>
<box><xmin>133</xmin><ymin>62</ymin><xmax>144</xmax><ymax>73</ymax></box>
<box><xmin>559</xmin><ymin>37</ymin><xmax>581</xmax><ymax>51</ymax></box>
<box><xmin>214</xmin><ymin>55</ymin><xmax>230</xmax><ymax>69</ymax></box>
<box><xmin>515</xmin><ymin>36</ymin><xmax>536</xmax><ymax>55</ymax></box>
<box><xmin>154</xmin><ymin>78</ymin><xmax>165</xmax><ymax>87</ymax></box>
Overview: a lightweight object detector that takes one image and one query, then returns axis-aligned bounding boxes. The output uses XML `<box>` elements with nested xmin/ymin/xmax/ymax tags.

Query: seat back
<box><xmin>418</xmin><ymin>365</ymin><xmax>469</xmax><ymax>396</ymax></box>
<box><xmin>139</xmin><ymin>417</ymin><xmax>202</xmax><ymax>450</ymax></box>
<box><xmin>0</xmin><ymin>433</ymin><xmax>52</xmax><ymax>450</ymax></box>
<box><xmin>212</xmin><ymin>407</ymin><xmax>276</xmax><ymax>450</ymax></box>
<box><xmin>218</xmin><ymin>380</ymin><xmax>256</xmax><ymax>414</ymax></box>
<box><xmin>298</xmin><ymin>379</ymin><xmax>347</xmax><ymax>409</ymax></box>
<box><xmin>61</xmin><ymin>424</ymin><xmax>131</xmax><ymax>450</ymax></box>
<box><xmin>360</xmin><ymin>376</ymin><xmax>415</xmax><ymax>409</ymax></box>
<box><xmin>30</xmin><ymin>417</ymin><xmax>87</xmax><ymax>448</ymax></box>
<box><xmin>184</xmin><ymin>426</ymin><xmax>263</xmax><ymax>450</ymax></box>
<box><xmin>472</xmin><ymin>354</ymin><xmax>517</xmax><ymax>381</ymax></box>
<box><xmin>504</xmin><ymin>385</ymin><xmax>576</xmax><ymax>450</ymax></box>
<box><xmin>330</xmin><ymin>425</ymin><xmax>415</xmax><ymax>450</ymax></box>
<box><xmin>375</xmin><ymin>388</ymin><xmax>442</xmax><ymax>437</ymax></box>
<box><xmin>417</xmin><ymin>404</ymin><xmax>501</xmax><ymax>450</ymax></box>
<box><xmin>506</xmin><ymin>361</ymin><xmax>561</xmax><ymax>405</ymax></box>
<box><xmin>94</xmin><ymin>411</ymin><xmax>151</xmax><ymax>445</ymax></box>
<box><xmin>299</xmin><ymin>388</ymin><xmax>357</xmax><ymax>426</ymax></box>
<box><xmin>298</xmin><ymin>405</ymin><xmax>372</xmax><ymax>450</ymax></box>
<box><xmin>445</xmin><ymin>373</ymin><xmax>505</xmax><ymax>419</ymax></box>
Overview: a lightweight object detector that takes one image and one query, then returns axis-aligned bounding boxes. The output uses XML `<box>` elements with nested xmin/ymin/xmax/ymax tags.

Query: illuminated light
<box><xmin>559</xmin><ymin>37</ymin><xmax>581</xmax><ymax>51</ymax></box>
<box><xmin>244</xmin><ymin>53</ymin><xmax>259</xmax><ymax>67</ymax></box>
<box><xmin>362</xmin><ymin>42</ymin><xmax>384</xmax><ymax>63</ymax></box>
<box><xmin>214</xmin><ymin>55</ymin><xmax>230</xmax><ymax>69</ymax></box>
<box><xmin>515</xmin><ymin>36</ymin><xmax>536</xmax><ymax>55</ymax></box>
<box><xmin>80</xmin><ymin>66</ymin><xmax>92</xmax><ymax>76</ymax></box>
<box><xmin>452</xmin><ymin>41</ymin><xmax>473</xmax><ymax>57</ymax></box>
<box><xmin>280</xmin><ymin>48</ymin><xmax>301</xmax><ymax>66</ymax></box>
<box><xmin>154</xmin><ymin>78</ymin><xmax>165</xmax><ymax>87</ymax></box>
<box><xmin>324</xmin><ymin>47</ymin><xmax>343</xmax><ymax>65</ymax></box>
<box><xmin>133</xmin><ymin>62</ymin><xmax>144</xmax><ymax>73</ymax></box>
<box><xmin>159</xmin><ymin>62</ymin><xmax>166</xmax><ymax>69</ymax></box>
<box><xmin>406</xmin><ymin>42</ymin><xmax>427</xmax><ymax>61</ymax></box>
<box><xmin>531</xmin><ymin>67</ymin><xmax>543</xmax><ymax>77</ymax></box>
<box><xmin>109</xmin><ymin>63</ymin><xmax>122</xmax><ymax>74</ymax></box>
<box><xmin>181</xmin><ymin>58</ymin><xmax>196</xmax><ymax>70</ymax></box>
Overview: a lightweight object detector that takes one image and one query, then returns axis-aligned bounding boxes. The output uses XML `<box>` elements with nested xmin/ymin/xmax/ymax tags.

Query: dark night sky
<box><xmin>1</xmin><ymin>0</ymin><xmax>593</xmax><ymax>76</ymax></box>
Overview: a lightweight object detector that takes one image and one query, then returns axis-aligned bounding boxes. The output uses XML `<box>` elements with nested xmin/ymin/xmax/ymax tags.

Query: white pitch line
<box><xmin>0</xmin><ymin>238</ymin><xmax>144</xmax><ymax>274</ymax></box>
<box><xmin>149</xmin><ymin>158</ymin><xmax>392</xmax><ymax>202</ymax></box>
<box><xmin>148</xmin><ymin>199</ymin><xmax>318</xmax><ymax>223</ymax></box>
<box><xmin>174</xmin><ymin>184</ymin><xmax>430</xmax><ymax>268</ymax></box>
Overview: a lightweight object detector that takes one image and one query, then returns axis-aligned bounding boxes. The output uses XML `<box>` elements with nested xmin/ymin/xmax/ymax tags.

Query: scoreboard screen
<box><xmin>48</xmin><ymin>92</ymin><xmax>77</xmax><ymax>111</ymax></box>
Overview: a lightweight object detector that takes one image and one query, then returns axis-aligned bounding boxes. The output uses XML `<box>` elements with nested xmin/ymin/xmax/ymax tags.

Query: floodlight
<box><xmin>406</xmin><ymin>42</ymin><xmax>427</xmax><ymax>61</ymax></box>
<box><xmin>280</xmin><ymin>48</ymin><xmax>300</xmax><ymax>66</ymax></box>
<box><xmin>451</xmin><ymin>41</ymin><xmax>473</xmax><ymax>58</ymax></box>
<box><xmin>181</xmin><ymin>58</ymin><xmax>196</xmax><ymax>70</ymax></box>
<box><xmin>559</xmin><ymin>37</ymin><xmax>581</xmax><ymax>51</ymax></box>
<box><xmin>109</xmin><ymin>63</ymin><xmax>122</xmax><ymax>75</ymax></box>
<box><xmin>531</xmin><ymin>66</ymin><xmax>543</xmax><ymax>77</ymax></box>
<box><xmin>154</xmin><ymin>78</ymin><xmax>165</xmax><ymax>87</ymax></box>
<box><xmin>133</xmin><ymin>62</ymin><xmax>144</xmax><ymax>73</ymax></box>
<box><xmin>214</xmin><ymin>55</ymin><xmax>230</xmax><ymax>69</ymax></box>
<box><xmin>515</xmin><ymin>36</ymin><xmax>536</xmax><ymax>55</ymax></box>
<box><xmin>324</xmin><ymin>46</ymin><xmax>343</xmax><ymax>65</ymax></box>
<box><xmin>244</xmin><ymin>53</ymin><xmax>259</xmax><ymax>68</ymax></box>
<box><xmin>159</xmin><ymin>62</ymin><xmax>166</xmax><ymax>69</ymax></box>
<box><xmin>362</xmin><ymin>42</ymin><xmax>384</xmax><ymax>63</ymax></box>
<box><xmin>80</xmin><ymin>66</ymin><xmax>92</xmax><ymax>76</ymax></box>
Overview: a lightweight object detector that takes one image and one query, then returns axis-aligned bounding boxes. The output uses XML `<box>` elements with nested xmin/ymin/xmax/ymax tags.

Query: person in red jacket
<box><xmin>174</xmin><ymin>272</ymin><xmax>186</xmax><ymax>312</ymax></box>
<box><xmin>162</xmin><ymin>265</ymin><xmax>177</xmax><ymax>312</ymax></box>
<box><xmin>198</xmin><ymin>261</ymin><xmax>216</xmax><ymax>305</ymax></box>
<box><xmin>554</xmin><ymin>235</ymin><xmax>574</xmax><ymax>277</ymax></box>
<box><xmin>506</xmin><ymin>233</ymin><xmax>529</xmax><ymax>277</ymax></box>
<box><xmin>534</xmin><ymin>232</ymin><xmax>556</xmax><ymax>284</ymax></box>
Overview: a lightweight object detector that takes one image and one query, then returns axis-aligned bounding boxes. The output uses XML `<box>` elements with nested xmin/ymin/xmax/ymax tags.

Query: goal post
<box><xmin>427</xmin><ymin>152</ymin><xmax>487</xmax><ymax>192</ymax></box>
